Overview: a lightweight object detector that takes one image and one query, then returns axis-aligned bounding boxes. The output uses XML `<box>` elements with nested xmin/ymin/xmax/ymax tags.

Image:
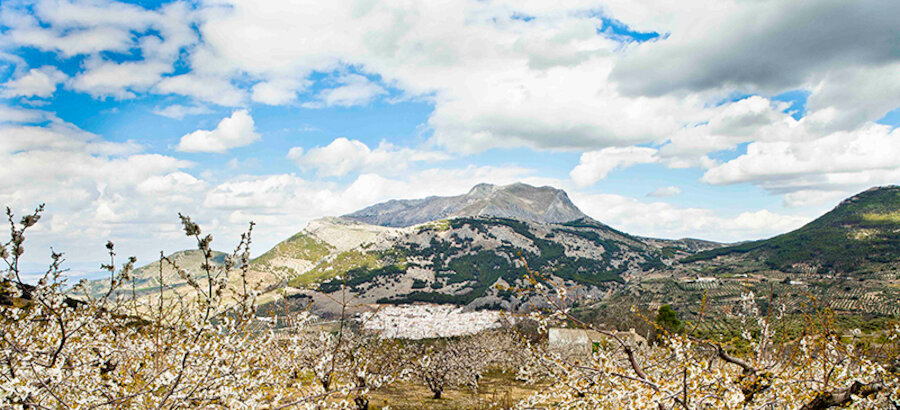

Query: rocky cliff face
<box><xmin>344</xmin><ymin>182</ymin><xmax>587</xmax><ymax>227</ymax></box>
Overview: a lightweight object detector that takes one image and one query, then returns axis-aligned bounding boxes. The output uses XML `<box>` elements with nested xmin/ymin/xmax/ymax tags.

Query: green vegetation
<box><xmin>287</xmin><ymin>250</ymin><xmax>379</xmax><ymax>288</ymax></box>
<box><xmin>656</xmin><ymin>304</ymin><xmax>684</xmax><ymax>334</ymax></box>
<box><xmin>417</xmin><ymin>219</ymin><xmax>451</xmax><ymax>233</ymax></box>
<box><xmin>252</xmin><ymin>232</ymin><xmax>333</xmax><ymax>268</ymax></box>
<box><xmin>318</xmin><ymin>263</ymin><xmax>407</xmax><ymax>293</ymax></box>
<box><xmin>862</xmin><ymin>210</ymin><xmax>900</xmax><ymax>224</ymax></box>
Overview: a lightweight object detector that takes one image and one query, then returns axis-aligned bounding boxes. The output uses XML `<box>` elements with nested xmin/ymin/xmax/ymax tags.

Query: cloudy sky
<box><xmin>2</xmin><ymin>0</ymin><xmax>899</xmax><ymax>279</ymax></box>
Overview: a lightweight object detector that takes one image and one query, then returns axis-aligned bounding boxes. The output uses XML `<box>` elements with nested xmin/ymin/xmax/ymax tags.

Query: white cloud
<box><xmin>659</xmin><ymin>96</ymin><xmax>796</xmax><ymax>160</ymax></box>
<box><xmin>152</xmin><ymin>104</ymin><xmax>213</xmax><ymax>119</ymax></box>
<box><xmin>69</xmin><ymin>59</ymin><xmax>171</xmax><ymax>99</ymax></box>
<box><xmin>287</xmin><ymin>137</ymin><xmax>450</xmax><ymax>177</ymax></box>
<box><xmin>1</xmin><ymin>0</ymin><xmax>197</xmax><ymax>101</ymax></box>
<box><xmin>177</xmin><ymin>110</ymin><xmax>260</xmax><ymax>153</ymax></box>
<box><xmin>251</xmin><ymin>77</ymin><xmax>311</xmax><ymax>105</ymax></box>
<box><xmin>155</xmin><ymin>74</ymin><xmax>246</xmax><ymax>107</ymax></box>
<box><xmin>2</xmin><ymin>0</ymin><xmax>898</xmax><ymax>164</ymax></box>
<box><xmin>0</xmin><ymin>112</ymin><xmax>199</xmax><ymax>267</ymax></box>
<box><xmin>647</xmin><ymin>186</ymin><xmax>681</xmax><ymax>197</ymax></box>
<box><xmin>185</xmin><ymin>1</ymin><xmax>709</xmax><ymax>153</ymax></box>
<box><xmin>701</xmin><ymin>123</ymin><xmax>900</xmax><ymax>192</ymax></box>
<box><xmin>1</xmin><ymin>66</ymin><xmax>67</xmax><ymax>98</ymax></box>
<box><xmin>0</xmin><ymin>105</ymin><xmax>54</xmax><ymax>123</ymax></box>
<box><xmin>7</xmin><ymin>0</ymin><xmax>898</xmax><ymax>170</ymax></box>
<box><xmin>569</xmin><ymin>192</ymin><xmax>809</xmax><ymax>242</ymax></box>
<box><xmin>163</xmin><ymin>0</ymin><xmax>900</xmax><ymax>166</ymax></box>
<box><xmin>570</xmin><ymin>147</ymin><xmax>658</xmax><ymax>186</ymax></box>
<box><xmin>782</xmin><ymin>190</ymin><xmax>848</xmax><ymax>208</ymax></box>
<box><xmin>302</xmin><ymin>74</ymin><xmax>387</xmax><ymax>108</ymax></box>
<box><xmin>136</xmin><ymin>172</ymin><xmax>205</xmax><ymax>199</ymax></box>
<box><xmin>803</xmin><ymin>63</ymin><xmax>900</xmax><ymax>132</ymax></box>
<box><xmin>4</xmin><ymin>14</ymin><xmax>134</xmax><ymax>57</ymax></box>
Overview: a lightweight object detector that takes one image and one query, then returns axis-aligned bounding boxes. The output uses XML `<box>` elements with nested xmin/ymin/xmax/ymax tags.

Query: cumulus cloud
<box><xmin>647</xmin><ymin>186</ymin><xmax>681</xmax><ymax>197</ymax></box>
<box><xmin>701</xmin><ymin>123</ymin><xmax>900</xmax><ymax>193</ymax></box>
<box><xmin>570</xmin><ymin>147</ymin><xmax>658</xmax><ymax>187</ymax></box>
<box><xmin>177</xmin><ymin>110</ymin><xmax>261</xmax><ymax>153</ymax></box>
<box><xmin>287</xmin><ymin>137</ymin><xmax>451</xmax><ymax>177</ymax></box>
<box><xmin>803</xmin><ymin>63</ymin><xmax>900</xmax><ymax>132</ymax></box>
<box><xmin>1</xmin><ymin>66</ymin><xmax>67</xmax><ymax>98</ymax></box>
<box><xmin>3</xmin><ymin>0</ymin><xmax>899</xmax><ymax>162</ymax></box>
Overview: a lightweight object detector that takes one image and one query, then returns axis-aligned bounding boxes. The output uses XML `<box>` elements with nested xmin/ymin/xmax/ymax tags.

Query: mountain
<box><xmin>256</xmin><ymin>216</ymin><xmax>708</xmax><ymax>313</ymax></box>
<box><xmin>344</xmin><ymin>182</ymin><xmax>587</xmax><ymax>227</ymax></box>
<box><xmin>684</xmin><ymin>186</ymin><xmax>900</xmax><ymax>274</ymax></box>
<box><xmin>251</xmin><ymin>183</ymin><xmax>716</xmax><ymax>313</ymax></box>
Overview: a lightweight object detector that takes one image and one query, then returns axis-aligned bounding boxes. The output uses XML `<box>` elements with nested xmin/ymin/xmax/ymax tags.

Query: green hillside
<box><xmin>684</xmin><ymin>186</ymin><xmax>900</xmax><ymax>273</ymax></box>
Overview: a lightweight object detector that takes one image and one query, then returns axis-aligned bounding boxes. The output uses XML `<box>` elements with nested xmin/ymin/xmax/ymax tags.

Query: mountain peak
<box><xmin>344</xmin><ymin>182</ymin><xmax>587</xmax><ymax>227</ymax></box>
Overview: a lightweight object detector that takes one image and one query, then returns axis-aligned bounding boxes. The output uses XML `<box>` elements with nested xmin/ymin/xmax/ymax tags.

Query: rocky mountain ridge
<box><xmin>344</xmin><ymin>182</ymin><xmax>587</xmax><ymax>227</ymax></box>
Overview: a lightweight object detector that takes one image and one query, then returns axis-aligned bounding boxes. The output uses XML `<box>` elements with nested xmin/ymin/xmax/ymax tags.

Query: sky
<box><xmin>2</xmin><ymin>0</ymin><xmax>899</xmax><ymax>280</ymax></box>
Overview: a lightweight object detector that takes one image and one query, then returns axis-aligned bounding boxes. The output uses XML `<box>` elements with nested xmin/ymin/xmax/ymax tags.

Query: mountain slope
<box><xmin>684</xmin><ymin>186</ymin><xmax>900</xmax><ymax>273</ymax></box>
<box><xmin>344</xmin><ymin>182</ymin><xmax>587</xmax><ymax>227</ymax></box>
<box><xmin>261</xmin><ymin>215</ymin><xmax>708</xmax><ymax>311</ymax></box>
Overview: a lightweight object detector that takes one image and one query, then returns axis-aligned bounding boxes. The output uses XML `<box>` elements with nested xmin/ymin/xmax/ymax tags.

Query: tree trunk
<box><xmin>799</xmin><ymin>381</ymin><xmax>884</xmax><ymax>410</ymax></box>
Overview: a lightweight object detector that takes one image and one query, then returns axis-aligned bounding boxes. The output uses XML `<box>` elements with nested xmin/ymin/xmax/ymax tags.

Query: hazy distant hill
<box><xmin>684</xmin><ymin>186</ymin><xmax>900</xmax><ymax>273</ymax></box>
<box><xmin>78</xmin><ymin>249</ymin><xmax>227</xmax><ymax>298</ymax></box>
<box><xmin>344</xmin><ymin>182</ymin><xmax>587</xmax><ymax>227</ymax></box>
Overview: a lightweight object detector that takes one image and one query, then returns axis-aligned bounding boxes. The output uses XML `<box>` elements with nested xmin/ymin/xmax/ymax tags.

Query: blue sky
<box><xmin>2</xmin><ymin>0</ymin><xmax>899</xmax><ymax>280</ymax></box>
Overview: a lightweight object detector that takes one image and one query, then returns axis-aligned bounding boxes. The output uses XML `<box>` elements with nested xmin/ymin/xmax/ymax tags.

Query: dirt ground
<box><xmin>368</xmin><ymin>370</ymin><xmax>544</xmax><ymax>409</ymax></box>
